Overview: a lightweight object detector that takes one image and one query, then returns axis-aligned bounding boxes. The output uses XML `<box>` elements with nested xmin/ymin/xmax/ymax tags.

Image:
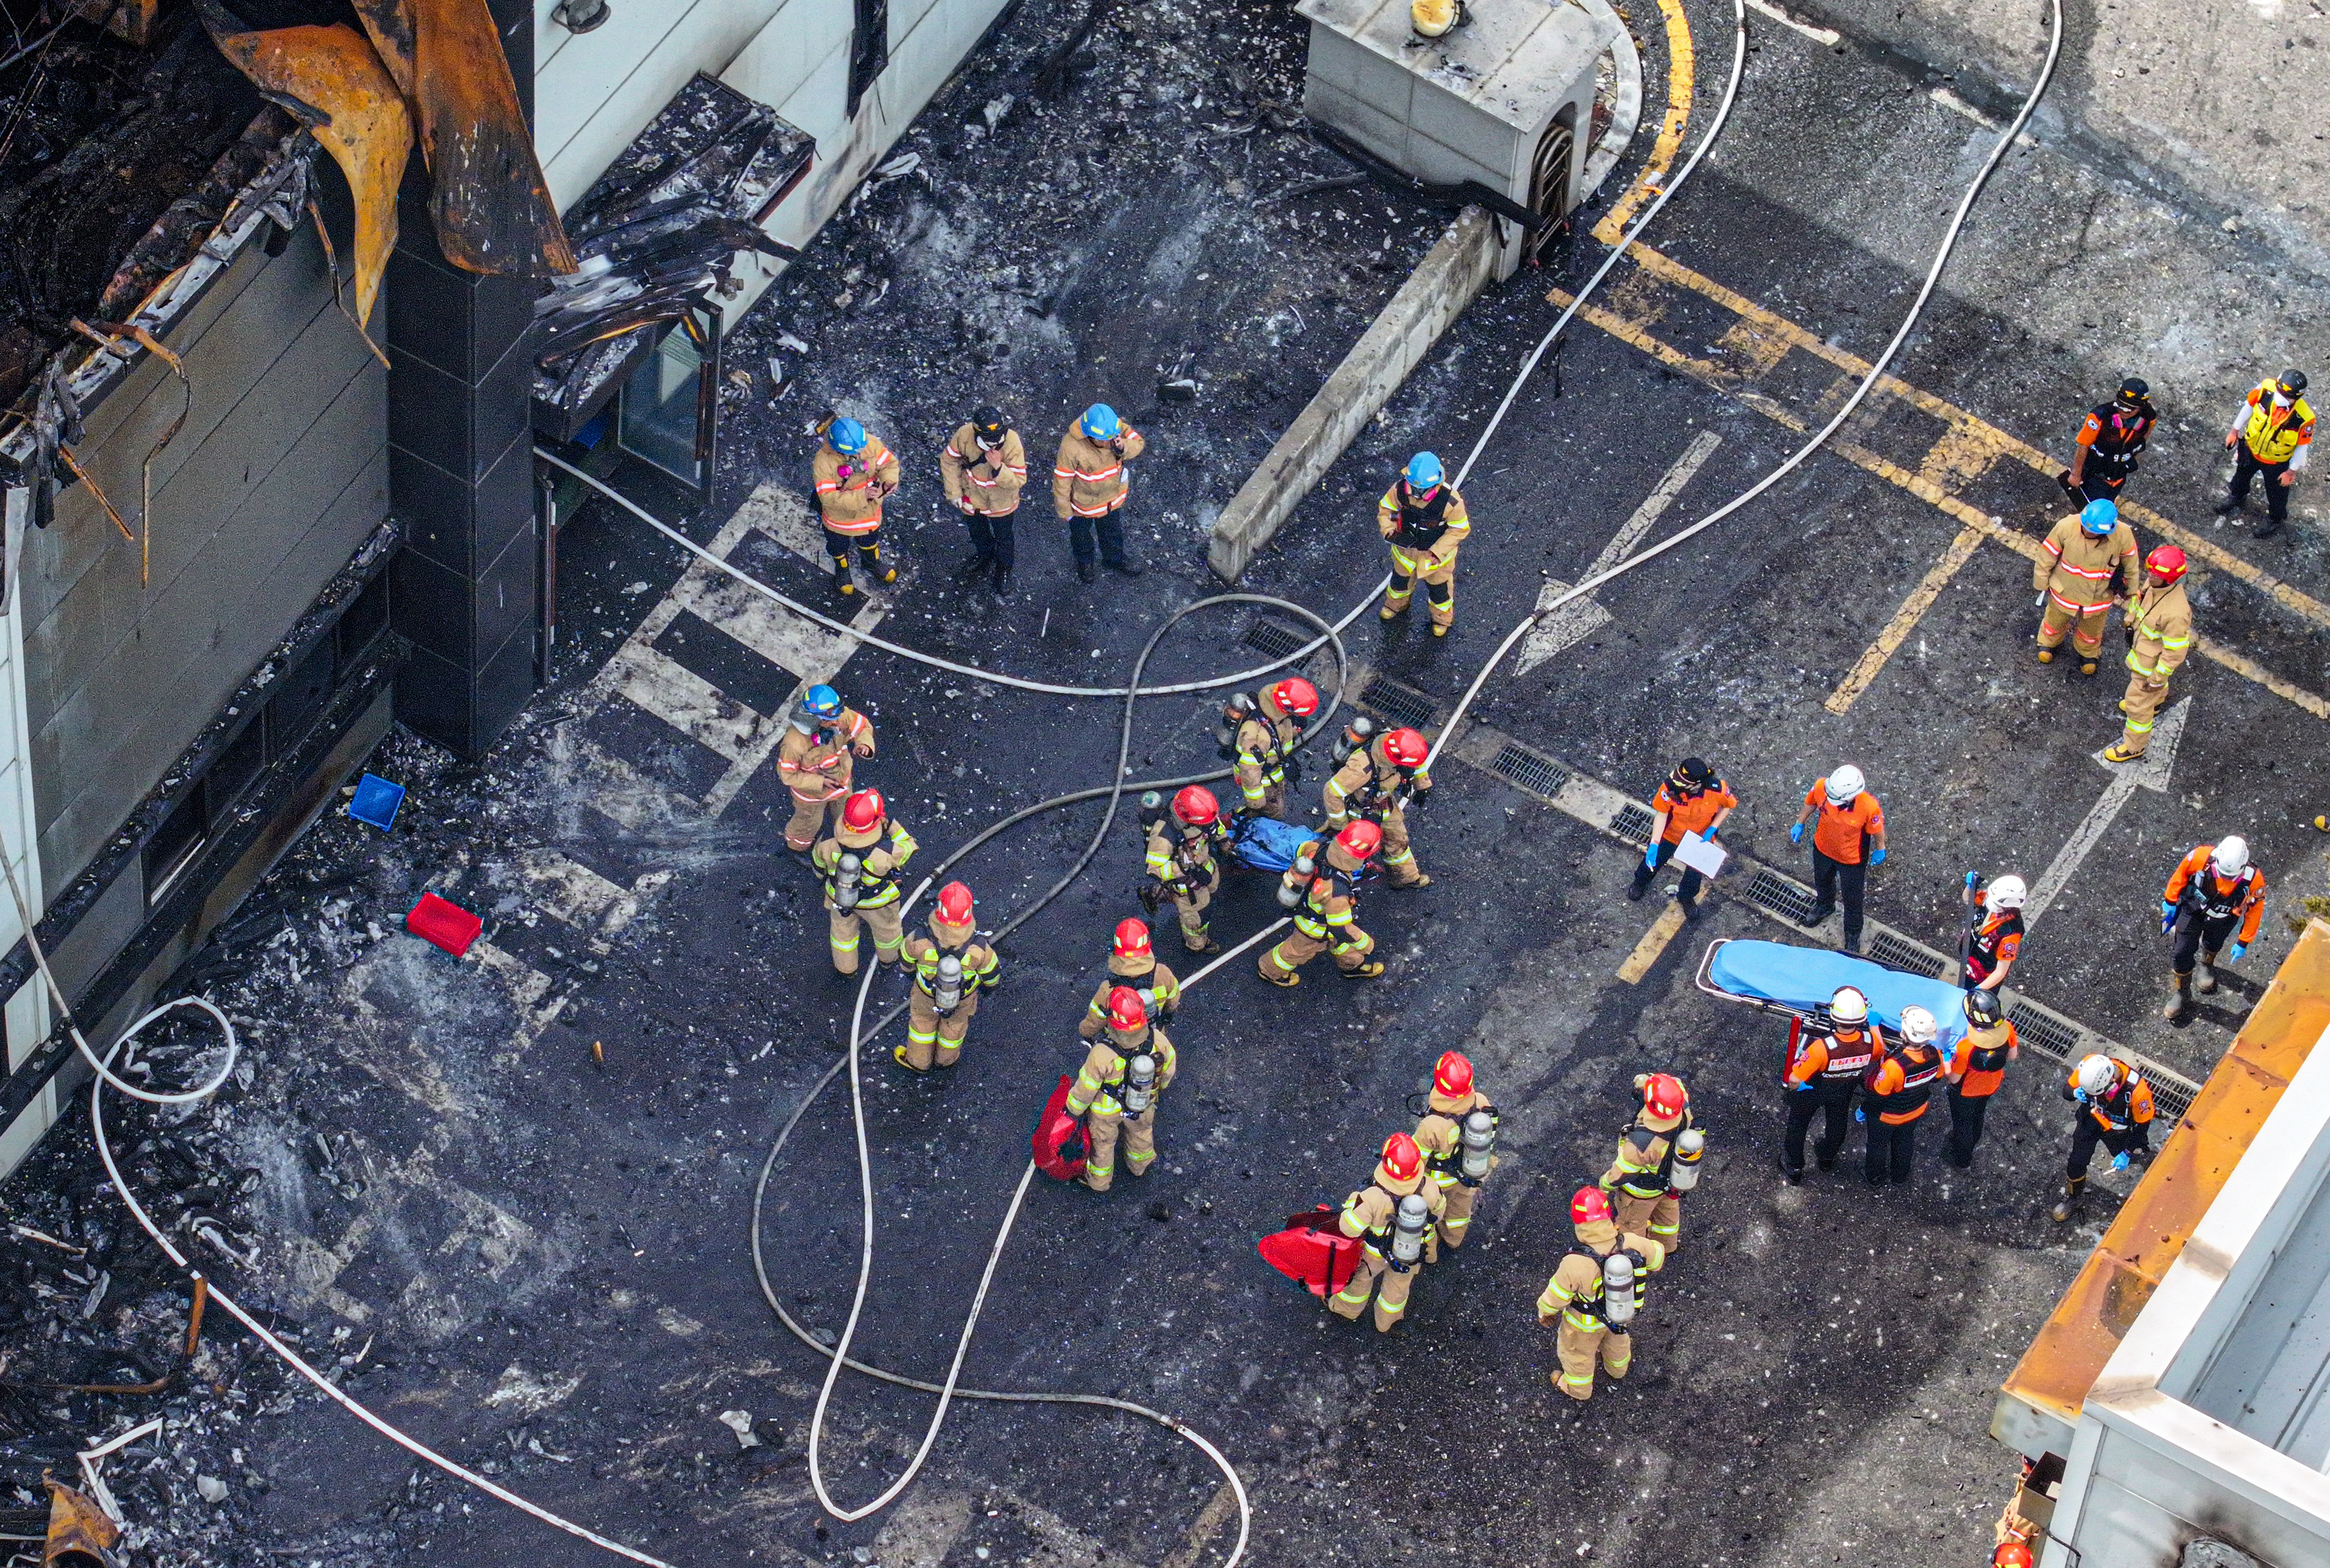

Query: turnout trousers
<box><xmin>1328</xmin><ymin>1245</ymin><xmax>1414</xmax><ymax>1333</ymax></box>
<box><xmin>1555</xmin><ymin>1321</ymin><xmax>1632</xmax><ymax>1402</ymax></box>
<box><xmin>827</xmin><ymin>902</ymin><xmax>905</xmax><ymax>975</ymax></box>
<box><xmin>1382</xmin><ymin>545</ymin><xmax>1457</xmax><ymax>628</ymax></box>
<box><xmin>2038</xmin><ymin>600</ymin><xmax>2110</xmax><ymax>660</ymax></box>
<box><xmin>1613</xmin><ymin>1192</ymin><xmax>1681</xmax><ymax>1254</ymax></box>
<box><xmin>903</xmin><ymin>988</ymin><xmax>977</xmax><ymax>1070</ymax></box>
<box><xmin>1083</xmin><ymin>1104</ymin><xmax>1156</xmax><ymax>1192</ymax></box>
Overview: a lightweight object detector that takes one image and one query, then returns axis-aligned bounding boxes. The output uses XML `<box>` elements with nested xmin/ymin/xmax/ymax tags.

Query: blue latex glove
<box><xmin>1789</xmin><ymin>822</ymin><xmax>1805</xmax><ymax>845</ymax></box>
<box><xmin>1870</xmin><ymin>847</ymin><xmax>1887</xmax><ymax>866</ymax></box>
<box><xmin>1964</xmin><ymin>871</ymin><xmax>1981</xmax><ymax>891</ymax></box>
<box><xmin>2229</xmin><ymin>942</ymin><xmax>2248</xmax><ymax>963</ymax></box>
<box><xmin>2160</xmin><ymin>899</ymin><xmax>2177</xmax><ymax>931</ymax></box>
<box><xmin>2074</xmin><ymin>1089</ymin><xmax>2091</xmax><ymax>1104</ymax></box>
<box><xmin>2111</xmin><ymin>1152</ymin><xmax>2130</xmax><ymax>1173</ymax></box>
<box><xmin>1854</xmin><ymin>1106</ymin><xmax>1866</xmax><ymax>1123</ymax></box>
<box><xmin>1643</xmin><ymin>845</ymin><xmax>1659</xmax><ymax>868</ymax></box>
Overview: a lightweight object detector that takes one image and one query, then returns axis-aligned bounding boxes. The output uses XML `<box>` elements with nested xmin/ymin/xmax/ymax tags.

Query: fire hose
<box><xmin>23</xmin><ymin>0</ymin><xmax>2069</xmax><ymax>1553</ymax></box>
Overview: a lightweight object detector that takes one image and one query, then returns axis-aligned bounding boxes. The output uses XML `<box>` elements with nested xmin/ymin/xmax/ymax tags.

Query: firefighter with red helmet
<box><xmin>1231</xmin><ymin>677</ymin><xmax>1318</xmax><ymax>818</ymax></box>
<box><xmin>1326</xmin><ymin>1132</ymin><xmax>1446</xmax><ymax>1333</ymax></box>
<box><xmin>1412</xmin><ymin>1051</ymin><xmax>1498</xmax><ymax>1249</ymax></box>
<box><xmin>1079</xmin><ymin>918</ymin><xmax>1181</xmax><ymax>1040</ymax></box>
<box><xmin>1537</xmin><ymin>1186</ymin><xmax>1664</xmax><ymax>1403</ymax></box>
<box><xmin>1062</xmin><ymin>985</ymin><xmax>1177</xmax><ymax>1192</ymax></box>
<box><xmin>1260</xmin><ymin>820</ymin><xmax>1387</xmax><ymax>986</ymax></box>
<box><xmin>2105</xmin><ymin>545</ymin><xmax>2192</xmax><ymax>764</ymax></box>
<box><xmin>1145</xmin><ymin>785</ymin><xmax>1228</xmax><ymax>954</ymax></box>
<box><xmin>896</xmin><ymin>882</ymin><xmax>1000</xmax><ymax>1072</ymax></box>
<box><xmin>1324</xmin><ymin>725</ymin><xmax>1434</xmax><ymax>889</ymax></box>
<box><xmin>1601</xmin><ymin>1073</ymin><xmax>1701</xmax><ymax>1253</ymax></box>
<box><xmin>810</xmin><ymin>789</ymin><xmax>919</xmax><ymax>974</ymax></box>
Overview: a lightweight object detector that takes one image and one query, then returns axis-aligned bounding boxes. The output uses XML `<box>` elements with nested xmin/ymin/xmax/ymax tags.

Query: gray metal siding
<box><xmin>20</xmin><ymin>218</ymin><xmax>390</xmax><ymax>887</ymax></box>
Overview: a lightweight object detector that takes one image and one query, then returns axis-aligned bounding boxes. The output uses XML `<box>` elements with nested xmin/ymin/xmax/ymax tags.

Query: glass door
<box><xmin>617</xmin><ymin>305</ymin><xmax>720</xmax><ymax>500</ymax></box>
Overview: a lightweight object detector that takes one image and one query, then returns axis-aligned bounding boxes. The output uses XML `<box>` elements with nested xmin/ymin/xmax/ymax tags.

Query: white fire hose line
<box><xmin>24</xmin><ymin>0</ymin><xmax>1807</xmax><ymax>1555</ymax></box>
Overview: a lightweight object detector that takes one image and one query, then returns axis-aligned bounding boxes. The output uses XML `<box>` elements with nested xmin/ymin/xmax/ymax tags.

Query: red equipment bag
<box><xmin>406</xmin><ymin>892</ymin><xmax>483</xmax><ymax>957</ymax></box>
<box><xmin>1258</xmin><ymin>1206</ymin><xmax>1363</xmax><ymax>1298</ymax></box>
<box><xmin>1033</xmin><ymin>1073</ymin><xmax>1089</xmax><ymax>1182</ymax></box>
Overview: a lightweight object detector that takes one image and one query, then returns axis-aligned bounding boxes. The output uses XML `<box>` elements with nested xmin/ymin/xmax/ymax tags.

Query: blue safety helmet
<box><xmin>2079</xmin><ymin>497</ymin><xmax>2119</xmax><ymax>536</ymax></box>
<box><xmin>1079</xmin><ymin>403</ymin><xmax>1121</xmax><ymax>441</ymax></box>
<box><xmin>1405</xmin><ymin>451</ymin><xmax>1444</xmax><ymax>490</ymax></box>
<box><xmin>801</xmin><ymin>684</ymin><xmax>843</xmax><ymax>721</ymax></box>
<box><xmin>826</xmin><ymin>417</ymin><xmax>867</xmax><ymax>455</ymax></box>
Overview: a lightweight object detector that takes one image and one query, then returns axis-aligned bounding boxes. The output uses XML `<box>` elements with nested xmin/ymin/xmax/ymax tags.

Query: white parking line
<box><xmin>1518</xmin><ymin>430</ymin><xmax>1722</xmax><ymax>674</ymax></box>
<box><xmin>1745</xmin><ymin>0</ymin><xmax>1840</xmax><ymax>46</ymax></box>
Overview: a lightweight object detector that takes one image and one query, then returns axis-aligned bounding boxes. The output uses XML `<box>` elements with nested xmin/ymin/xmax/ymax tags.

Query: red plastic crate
<box><xmin>406</xmin><ymin>892</ymin><xmax>482</xmax><ymax>957</ymax></box>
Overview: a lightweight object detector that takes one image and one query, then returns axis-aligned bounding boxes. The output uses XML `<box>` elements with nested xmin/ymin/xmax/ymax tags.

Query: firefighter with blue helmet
<box><xmin>2033</xmin><ymin>496</ymin><xmax>2138</xmax><ymax>676</ymax></box>
<box><xmin>1053</xmin><ymin>402</ymin><xmax>1146</xmax><ymax>581</ymax></box>
<box><xmin>1378</xmin><ymin>451</ymin><xmax>1469</xmax><ymax>635</ymax></box>
<box><xmin>813</xmin><ymin>415</ymin><xmax>901</xmax><ymax>598</ymax></box>
<box><xmin>778</xmin><ymin>684</ymin><xmax>875</xmax><ymax>852</ymax></box>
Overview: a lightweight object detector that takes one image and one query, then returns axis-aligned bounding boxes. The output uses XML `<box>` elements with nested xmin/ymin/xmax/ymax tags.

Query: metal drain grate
<box><xmin>2152</xmin><ymin>1079</ymin><xmax>2195</xmax><ymax>1124</ymax></box>
<box><xmin>1866</xmin><ymin>933</ymin><xmax>1947</xmax><ymax>978</ymax></box>
<box><xmin>1358</xmin><ymin>674</ymin><xmax>1437</xmax><ymax>732</ymax></box>
<box><xmin>1746</xmin><ymin>868</ymin><xmax>1820</xmax><ymax>924</ymax></box>
<box><xmin>1490</xmin><ymin>743</ymin><xmax>1568</xmax><ymax>800</ymax></box>
<box><xmin>1243</xmin><ymin>616</ymin><xmax>1309</xmax><ymax>663</ymax></box>
<box><xmin>2007</xmin><ymin>1002</ymin><xmax>2080</xmax><ymax>1064</ymax></box>
<box><xmin>1609</xmin><ymin>804</ymin><xmax>1656</xmax><ymax>845</ymax></box>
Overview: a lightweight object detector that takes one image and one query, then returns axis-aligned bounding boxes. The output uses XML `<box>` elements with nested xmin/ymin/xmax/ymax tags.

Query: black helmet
<box><xmin>2116</xmin><ymin>376</ymin><xmax>2149</xmax><ymax>403</ymax></box>
<box><xmin>2278</xmin><ymin>370</ymin><xmax>2309</xmax><ymax>398</ymax></box>
<box><xmin>1670</xmin><ymin>756</ymin><xmax>1713</xmax><ymax>792</ymax></box>
<box><xmin>972</xmin><ymin>404</ymin><xmax>1007</xmax><ymax>441</ymax></box>
<box><xmin>1965</xmin><ymin>987</ymin><xmax>2003</xmax><ymax>1027</ymax></box>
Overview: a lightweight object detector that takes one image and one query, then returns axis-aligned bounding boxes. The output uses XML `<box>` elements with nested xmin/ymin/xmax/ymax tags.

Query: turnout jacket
<box><xmin>1053</xmin><ymin>424</ymin><xmax>1145</xmax><ymax>518</ymax></box>
<box><xmin>1065</xmin><ymin>1023</ymin><xmax>1176</xmax><ymax>1118</ymax></box>
<box><xmin>813</xmin><ymin>437</ymin><xmax>900</xmax><ymax>532</ymax></box>
<box><xmin>2124</xmin><ymin>578</ymin><xmax>2193</xmax><ymax>683</ymax></box>
<box><xmin>938</xmin><ymin>423</ymin><xmax>1028</xmax><ymax>515</ymax></box>
<box><xmin>1079</xmin><ymin>952</ymin><xmax>1181</xmax><ymax>1039</ymax></box>
<box><xmin>775</xmin><ymin>707</ymin><xmax>874</xmax><ymax>803</ymax></box>
<box><xmin>2035</xmin><ymin>516</ymin><xmax>2140</xmax><ymax>614</ymax></box>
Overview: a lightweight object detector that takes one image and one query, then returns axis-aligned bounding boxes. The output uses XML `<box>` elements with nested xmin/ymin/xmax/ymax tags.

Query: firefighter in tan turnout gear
<box><xmin>1377</xmin><ymin>451</ymin><xmax>1469</xmax><ymax>634</ymax></box>
<box><xmin>1053</xmin><ymin>402</ymin><xmax>1146</xmax><ymax>581</ymax></box>
<box><xmin>1537</xmin><ymin>1186</ymin><xmax>1665</xmax><ymax>1403</ymax></box>
<box><xmin>938</xmin><ymin>404</ymin><xmax>1027</xmax><ymax>594</ymax></box>
<box><xmin>1327</xmin><ymin>1132</ymin><xmax>1445</xmax><ymax>1333</ymax></box>
<box><xmin>2033</xmin><ymin>498</ymin><xmax>2139</xmax><ymax>675</ymax></box>
<box><xmin>811</xmin><ymin>416</ymin><xmax>901</xmax><ymax>598</ymax></box>
<box><xmin>1412</xmin><ymin>1051</ymin><xmax>1497</xmax><ymax>1249</ymax></box>
<box><xmin>1228</xmin><ymin>677</ymin><xmax>1318</xmax><ymax>818</ymax></box>
<box><xmin>1324</xmin><ymin>724</ymin><xmax>1434</xmax><ymax>888</ymax></box>
<box><xmin>2105</xmin><ymin>545</ymin><xmax>2192</xmax><ymax>764</ymax></box>
<box><xmin>811</xmin><ymin>789</ymin><xmax>919</xmax><ymax>974</ymax></box>
<box><xmin>776</xmin><ymin>684</ymin><xmax>875</xmax><ymax>853</ymax></box>
<box><xmin>1601</xmin><ymin>1072</ymin><xmax>1703</xmax><ymax>1255</ymax></box>
<box><xmin>1079</xmin><ymin>919</ymin><xmax>1180</xmax><ymax>1040</ymax></box>
<box><xmin>1259</xmin><ymin>820</ymin><xmax>1386</xmax><ymax>986</ymax></box>
<box><xmin>1145</xmin><ymin>786</ymin><xmax>1228</xmax><ymax>955</ymax></box>
<box><xmin>1062</xmin><ymin>986</ymin><xmax>1175</xmax><ymax>1192</ymax></box>
<box><xmin>896</xmin><ymin>881</ymin><xmax>1000</xmax><ymax>1072</ymax></box>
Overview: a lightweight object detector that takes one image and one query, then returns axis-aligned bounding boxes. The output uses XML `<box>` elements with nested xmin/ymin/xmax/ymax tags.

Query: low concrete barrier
<box><xmin>1206</xmin><ymin>205</ymin><xmax>1499</xmax><ymax>582</ymax></box>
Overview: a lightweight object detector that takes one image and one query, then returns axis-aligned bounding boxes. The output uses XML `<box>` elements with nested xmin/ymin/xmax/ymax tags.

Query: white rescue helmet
<box><xmin>2074</xmin><ymin>1054</ymin><xmax>2119</xmax><ymax>1097</ymax></box>
<box><xmin>1986</xmin><ymin>874</ymin><xmax>2028</xmax><ymax>911</ymax></box>
<box><xmin>2211</xmin><ymin>836</ymin><xmax>2250</xmax><ymax>877</ymax></box>
<box><xmin>1898</xmin><ymin>1005</ymin><xmax>1937</xmax><ymax>1045</ymax></box>
<box><xmin>1824</xmin><ymin>765</ymin><xmax>1866</xmax><ymax>806</ymax></box>
<box><xmin>1830</xmin><ymin>986</ymin><xmax>1869</xmax><ymax>1025</ymax></box>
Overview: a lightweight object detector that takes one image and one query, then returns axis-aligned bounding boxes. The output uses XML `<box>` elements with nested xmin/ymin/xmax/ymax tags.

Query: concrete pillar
<box><xmin>386</xmin><ymin>0</ymin><xmax>541</xmax><ymax>758</ymax></box>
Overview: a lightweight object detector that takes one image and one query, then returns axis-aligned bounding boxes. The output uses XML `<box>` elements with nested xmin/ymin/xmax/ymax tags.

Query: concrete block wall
<box><xmin>16</xmin><ymin>218</ymin><xmax>389</xmax><ymax>889</ymax></box>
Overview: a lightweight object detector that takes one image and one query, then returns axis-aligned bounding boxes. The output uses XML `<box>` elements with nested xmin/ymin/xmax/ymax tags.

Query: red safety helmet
<box><xmin>1433</xmin><ymin>1051</ymin><xmax>1474</xmax><ymax>1099</ymax></box>
<box><xmin>1171</xmin><ymin>785</ymin><xmax>1220</xmax><ymax>828</ymax></box>
<box><xmin>1992</xmin><ymin>1545</ymin><xmax>2032</xmax><ymax>1568</ymax></box>
<box><xmin>2145</xmin><ymin>543</ymin><xmax>2187</xmax><ymax>585</ymax></box>
<box><xmin>1570</xmin><ymin>1186</ymin><xmax>1612</xmax><ymax>1226</ymax></box>
<box><xmin>935</xmin><ymin>881</ymin><xmax>975</xmax><ymax>926</ymax></box>
<box><xmin>1335</xmin><ymin>819</ymin><xmax>1383</xmax><ymax>860</ymax></box>
<box><xmin>1379</xmin><ymin>1132</ymin><xmax>1422</xmax><ymax>1182</ymax></box>
<box><xmin>1113</xmin><ymin>917</ymin><xmax>1152</xmax><ymax>959</ymax></box>
<box><xmin>1269</xmin><ymin>677</ymin><xmax>1319</xmax><ymax>718</ymax></box>
<box><xmin>1383</xmin><ymin>727</ymin><xmax>1429</xmax><ymax>768</ymax></box>
<box><xmin>1106</xmin><ymin>986</ymin><xmax>1148</xmax><ymax>1032</ymax></box>
<box><xmin>1641</xmin><ymin>1072</ymin><xmax>1689</xmax><ymax>1120</ymax></box>
<box><xmin>841</xmin><ymin>788</ymin><xmax>886</xmax><ymax>832</ymax></box>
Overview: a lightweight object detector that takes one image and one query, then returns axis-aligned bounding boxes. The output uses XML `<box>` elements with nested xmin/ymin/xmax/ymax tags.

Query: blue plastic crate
<box><xmin>348</xmin><ymin>772</ymin><xmax>404</xmax><ymax>832</ymax></box>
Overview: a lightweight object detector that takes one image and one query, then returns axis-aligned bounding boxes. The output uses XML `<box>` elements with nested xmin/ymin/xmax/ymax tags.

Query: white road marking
<box><xmin>2022</xmin><ymin>698</ymin><xmax>2191</xmax><ymax>927</ymax></box>
<box><xmin>1929</xmin><ymin>87</ymin><xmax>2038</xmax><ymax>148</ymax></box>
<box><xmin>1517</xmin><ymin>430</ymin><xmax>1722</xmax><ymax>674</ymax></box>
<box><xmin>1746</xmin><ymin>0</ymin><xmax>1840</xmax><ymax>45</ymax></box>
<box><xmin>616</xmin><ymin>644</ymin><xmax>771</xmax><ymax>762</ymax></box>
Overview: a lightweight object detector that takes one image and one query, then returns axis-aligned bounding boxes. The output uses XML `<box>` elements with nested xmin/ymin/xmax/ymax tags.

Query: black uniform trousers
<box><xmin>1864</xmin><ymin>1112</ymin><xmax>1921</xmax><ymax>1186</ymax></box>
<box><xmin>1808</xmin><ymin>849</ymin><xmax>1869</xmax><ymax>951</ymax></box>
<box><xmin>1630</xmin><ymin>838</ymin><xmax>1707</xmax><ymax>908</ymax></box>
<box><xmin>2065</xmin><ymin>459</ymin><xmax>2131</xmax><ymax>505</ymax></box>
<box><xmin>1942</xmin><ymin>1086</ymin><xmax>1993</xmax><ymax>1169</ymax></box>
<box><xmin>963</xmin><ymin>508</ymin><xmax>1016</xmax><ymax>570</ymax></box>
<box><xmin>2228</xmin><ymin>446</ymin><xmax>2293</xmax><ymax>525</ymax></box>
<box><xmin>2067</xmin><ymin>1115</ymin><xmax>2149</xmax><ymax>1180</ymax></box>
<box><xmin>2170</xmin><ymin>912</ymin><xmax>2239</xmax><ymax>976</ymax></box>
<box><xmin>1782</xmin><ymin>1083</ymin><xmax>1855</xmax><ymax>1174</ymax></box>
<box><xmin>1067</xmin><ymin>508</ymin><xmax>1132</xmax><ymax>568</ymax></box>
<box><xmin>824</xmin><ymin>525</ymin><xmax>883</xmax><ymax>578</ymax></box>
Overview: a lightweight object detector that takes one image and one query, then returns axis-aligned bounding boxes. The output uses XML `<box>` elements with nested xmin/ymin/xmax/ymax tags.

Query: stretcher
<box><xmin>1694</xmin><ymin>937</ymin><xmax>1970</xmax><ymax>1050</ymax></box>
<box><xmin>1227</xmin><ymin>813</ymin><xmax>1312</xmax><ymax>874</ymax></box>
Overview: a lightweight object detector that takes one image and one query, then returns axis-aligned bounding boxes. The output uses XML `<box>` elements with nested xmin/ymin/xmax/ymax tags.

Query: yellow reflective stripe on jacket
<box><xmin>1145</xmin><ymin>838</ymin><xmax>1173</xmax><ymax>877</ymax></box>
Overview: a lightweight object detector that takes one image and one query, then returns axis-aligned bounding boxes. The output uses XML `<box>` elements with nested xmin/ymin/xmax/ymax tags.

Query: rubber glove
<box><xmin>2073</xmin><ymin>1089</ymin><xmax>2090</xmax><ymax>1104</ymax></box>
<box><xmin>1789</xmin><ymin>822</ymin><xmax>1805</xmax><ymax>846</ymax></box>
<box><xmin>1870</xmin><ymin>847</ymin><xmax>1888</xmax><ymax>866</ymax></box>
<box><xmin>1854</xmin><ymin>1106</ymin><xmax>1866</xmax><ymax>1123</ymax></box>
<box><xmin>2110</xmin><ymin>1152</ymin><xmax>2131</xmax><ymax>1173</ymax></box>
<box><xmin>2229</xmin><ymin>942</ymin><xmax>2248</xmax><ymax>963</ymax></box>
<box><xmin>1643</xmin><ymin>845</ymin><xmax>1659</xmax><ymax>868</ymax></box>
<box><xmin>1964</xmin><ymin>871</ymin><xmax>1982</xmax><ymax>892</ymax></box>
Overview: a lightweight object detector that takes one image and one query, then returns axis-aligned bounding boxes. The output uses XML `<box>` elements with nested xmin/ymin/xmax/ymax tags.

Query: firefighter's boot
<box><xmin>2163</xmin><ymin>973</ymin><xmax>2193</xmax><ymax>1022</ymax></box>
<box><xmin>2049</xmin><ymin>1178</ymin><xmax>2086</xmax><ymax>1224</ymax></box>
<box><xmin>2195</xmin><ymin>951</ymin><xmax>2220</xmax><ymax>995</ymax></box>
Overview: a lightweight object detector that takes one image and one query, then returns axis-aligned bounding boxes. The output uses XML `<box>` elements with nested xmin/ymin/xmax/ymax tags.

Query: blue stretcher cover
<box><xmin>1703</xmin><ymin>938</ymin><xmax>1969</xmax><ymax>1048</ymax></box>
<box><xmin>1231</xmin><ymin>815</ymin><xmax>1312</xmax><ymax>875</ymax></box>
